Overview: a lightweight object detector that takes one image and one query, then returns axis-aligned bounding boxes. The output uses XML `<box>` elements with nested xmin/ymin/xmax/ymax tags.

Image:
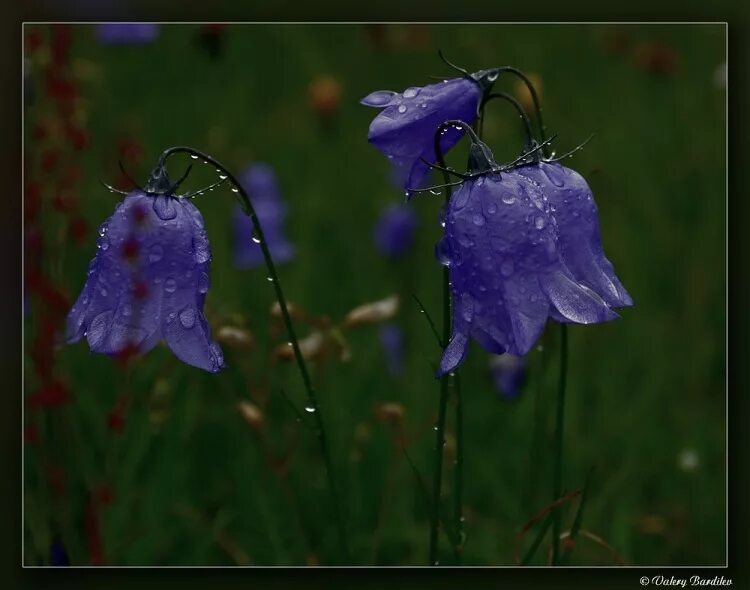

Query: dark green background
<box><xmin>23</xmin><ymin>23</ymin><xmax>726</xmax><ymax>566</ymax></box>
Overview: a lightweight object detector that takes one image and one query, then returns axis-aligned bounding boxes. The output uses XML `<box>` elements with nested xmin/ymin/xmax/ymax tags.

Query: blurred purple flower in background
<box><xmin>96</xmin><ymin>24</ymin><xmax>159</xmax><ymax>45</ymax></box>
<box><xmin>373</xmin><ymin>203</ymin><xmax>418</xmax><ymax>259</ymax></box>
<box><xmin>436</xmin><ymin>133</ymin><xmax>628</xmax><ymax>376</ymax></box>
<box><xmin>489</xmin><ymin>353</ymin><xmax>526</xmax><ymax>399</ymax></box>
<box><xmin>66</xmin><ymin>190</ymin><xmax>224</xmax><ymax>373</ymax></box>
<box><xmin>233</xmin><ymin>163</ymin><xmax>295</xmax><ymax>269</ymax></box>
<box><xmin>49</xmin><ymin>538</ymin><xmax>70</xmax><ymax>566</ymax></box>
<box><xmin>379</xmin><ymin>323</ymin><xmax>405</xmax><ymax>376</ymax></box>
<box><xmin>361</xmin><ymin>75</ymin><xmax>484</xmax><ymax>189</ymax></box>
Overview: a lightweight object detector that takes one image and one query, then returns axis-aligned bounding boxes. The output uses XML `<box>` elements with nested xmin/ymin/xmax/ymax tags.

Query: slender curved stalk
<box><xmin>157</xmin><ymin>146</ymin><xmax>349</xmax><ymax>563</ymax></box>
<box><xmin>551</xmin><ymin>324</ymin><xmax>568</xmax><ymax>565</ymax></box>
<box><xmin>428</xmin><ymin>126</ymin><xmax>455</xmax><ymax>565</ymax></box>
<box><xmin>452</xmin><ymin>371</ymin><xmax>464</xmax><ymax>562</ymax></box>
<box><xmin>493</xmin><ymin>66</ymin><xmax>547</xmax><ymax>155</ymax></box>
<box><xmin>479</xmin><ymin>92</ymin><xmax>534</xmax><ymax>148</ymax></box>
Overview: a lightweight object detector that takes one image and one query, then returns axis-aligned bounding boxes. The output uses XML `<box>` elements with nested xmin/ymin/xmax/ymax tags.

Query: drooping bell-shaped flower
<box><xmin>232</xmin><ymin>163</ymin><xmax>295</xmax><ymax>269</ymax></box>
<box><xmin>489</xmin><ymin>353</ymin><xmax>526</xmax><ymax>399</ymax></box>
<box><xmin>436</xmin><ymin>130</ymin><xmax>622</xmax><ymax>376</ymax></box>
<box><xmin>373</xmin><ymin>202</ymin><xmax>418</xmax><ymax>259</ymax></box>
<box><xmin>66</xmin><ymin>164</ymin><xmax>224</xmax><ymax>373</ymax></box>
<box><xmin>514</xmin><ymin>161</ymin><xmax>632</xmax><ymax>311</ymax></box>
<box><xmin>361</xmin><ymin>68</ymin><xmax>500</xmax><ymax>189</ymax></box>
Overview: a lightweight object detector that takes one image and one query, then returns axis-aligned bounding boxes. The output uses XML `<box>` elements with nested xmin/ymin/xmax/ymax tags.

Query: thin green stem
<box><xmin>551</xmin><ymin>324</ymin><xmax>568</xmax><ymax>565</ymax></box>
<box><xmin>453</xmin><ymin>371</ymin><xmax>464</xmax><ymax>562</ymax></box>
<box><xmin>157</xmin><ymin>146</ymin><xmax>349</xmax><ymax>563</ymax></box>
<box><xmin>428</xmin><ymin>128</ymin><xmax>455</xmax><ymax>565</ymax></box>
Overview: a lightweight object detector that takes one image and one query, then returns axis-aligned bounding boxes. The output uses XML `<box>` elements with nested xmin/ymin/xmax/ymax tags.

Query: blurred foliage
<box><xmin>23</xmin><ymin>23</ymin><xmax>725</xmax><ymax>565</ymax></box>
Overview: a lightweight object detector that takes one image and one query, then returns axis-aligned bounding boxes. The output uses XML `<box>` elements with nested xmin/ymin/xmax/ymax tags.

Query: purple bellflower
<box><xmin>96</xmin><ymin>24</ymin><xmax>159</xmax><ymax>45</ymax></box>
<box><xmin>434</xmin><ymin>125</ymin><xmax>628</xmax><ymax>376</ymax></box>
<box><xmin>233</xmin><ymin>163</ymin><xmax>294</xmax><ymax>269</ymax></box>
<box><xmin>373</xmin><ymin>203</ymin><xmax>418</xmax><ymax>259</ymax></box>
<box><xmin>361</xmin><ymin>63</ymin><xmax>503</xmax><ymax>190</ymax></box>
<box><xmin>489</xmin><ymin>353</ymin><xmax>526</xmax><ymax>399</ymax></box>
<box><xmin>514</xmin><ymin>162</ymin><xmax>633</xmax><ymax>311</ymax></box>
<box><xmin>66</xmin><ymin>163</ymin><xmax>225</xmax><ymax>373</ymax></box>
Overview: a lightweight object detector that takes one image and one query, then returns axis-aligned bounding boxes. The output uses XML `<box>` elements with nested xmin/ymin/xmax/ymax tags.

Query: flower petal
<box><xmin>539</xmin><ymin>270</ymin><xmax>620</xmax><ymax>324</ymax></box>
<box><xmin>360</xmin><ymin>90</ymin><xmax>399</xmax><ymax>107</ymax></box>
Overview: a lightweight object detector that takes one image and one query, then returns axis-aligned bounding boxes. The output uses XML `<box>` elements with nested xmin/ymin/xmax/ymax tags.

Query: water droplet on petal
<box><xmin>179</xmin><ymin>307</ymin><xmax>196</xmax><ymax>329</ymax></box>
<box><xmin>502</xmin><ymin>192</ymin><xmax>516</xmax><ymax>205</ymax></box>
<box><xmin>397</xmin><ymin>104</ymin><xmax>407</xmax><ymax>114</ymax></box>
<box><xmin>251</xmin><ymin>236</ymin><xmax>261</xmax><ymax>244</ymax></box>
<box><xmin>403</xmin><ymin>87</ymin><xmax>420</xmax><ymax>99</ymax></box>
<box><xmin>164</xmin><ymin>278</ymin><xmax>177</xmax><ymax>293</ymax></box>
<box><xmin>198</xmin><ymin>272</ymin><xmax>209</xmax><ymax>294</ymax></box>
<box><xmin>535</xmin><ymin>216</ymin><xmax>546</xmax><ymax>229</ymax></box>
<box><xmin>153</xmin><ymin>196</ymin><xmax>177</xmax><ymax>220</ymax></box>
<box><xmin>472</xmin><ymin>213</ymin><xmax>486</xmax><ymax>226</ymax></box>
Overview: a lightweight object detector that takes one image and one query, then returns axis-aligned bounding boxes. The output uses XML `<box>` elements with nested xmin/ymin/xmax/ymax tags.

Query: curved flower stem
<box><xmin>479</xmin><ymin>92</ymin><xmax>534</xmax><ymax>148</ymax></box>
<box><xmin>428</xmin><ymin>128</ymin><xmax>456</xmax><ymax>566</ymax></box>
<box><xmin>494</xmin><ymin>66</ymin><xmax>547</xmax><ymax>156</ymax></box>
<box><xmin>452</xmin><ymin>371</ymin><xmax>464</xmax><ymax>563</ymax></box>
<box><xmin>156</xmin><ymin>146</ymin><xmax>350</xmax><ymax>563</ymax></box>
<box><xmin>551</xmin><ymin>324</ymin><xmax>568</xmax><ymax>565</ymax></box>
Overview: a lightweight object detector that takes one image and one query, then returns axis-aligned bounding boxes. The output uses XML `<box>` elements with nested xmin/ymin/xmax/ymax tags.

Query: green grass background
<box><xmin>23</xmin><ymin>23</ymin><xmax>726</xmax><ymax>566</ymax></box>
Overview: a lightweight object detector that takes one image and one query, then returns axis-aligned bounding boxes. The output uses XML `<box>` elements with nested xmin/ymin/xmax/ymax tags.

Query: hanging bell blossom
<box><xmin>96</xmin><ymin>24</ymin><xmax>159</xmax><ymax>45</ymax></box>
<box><xmin>373</xmin><ymin>203</ymin><xmax>418</xmax><ymax>259</ymax></box>
<box><xmin>436</xmin><ymin>128</ymin><xmax>623</xmax><ymax>376</ymax></box>
<box><xmin>361</xmin><ymin>67</ymin><xmax>501</xmax><ymax>189</ymax></box>
<box><xmin>514</xmin><ymin>162</ymin><xmax>632</xmax><ymax>311</ymax></box>
<box><xmin>233</xmin><ymin>163</ymin><xmax>295</xmax><ymax>269</ymax></box>
<box><xmin>489</xmin><ymin>353</ymin><xmax>526</xmax><ymax>399</ymax></box>
<box><xmin>66</xmin><ymin>164</ymin><xmax>224</xmax><ymax>373</ymax></box>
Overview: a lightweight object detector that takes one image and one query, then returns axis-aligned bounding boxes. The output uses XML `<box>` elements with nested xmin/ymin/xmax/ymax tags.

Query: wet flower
<box><xmin>233</xmin><ymin>163</ymin><xmax>294</xmax><ymax>269</ymax></box>
<box><xmin>379</xmin><ymin>323</ymin><xmax>405</xmax><ymax>376</ymax></box>
<box><xmin>514</xmin><ymin>162</ymin><xmax>633</xmax><ymax>311</ymax></box>
<box><xmin>66</xmin><ymin>179</ymin><xmax>224</xmax><ymax>373</ymax></box>
<box><xmin>373</xmin><ymin>203</ymin><xmax>418</xmax><ymax>258</ymax></box>
<box><xmin>96</xmin><ymin>23</ymin><xmax>159</xmax><ymax>45</ymax></box>
<box><xmin>435</xmin><ymin>131</ymin><xmax>625</xmax><ymax>376</ymax></box>
<box><xmin>362</xmin><ymin>71</ymin><xmax>496</xmax><ymax>189</ymax></box>
<box><xmin>489</xmin><ymin>353</ymin><xmax>526</xmax><ymax>398</ymax></box>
